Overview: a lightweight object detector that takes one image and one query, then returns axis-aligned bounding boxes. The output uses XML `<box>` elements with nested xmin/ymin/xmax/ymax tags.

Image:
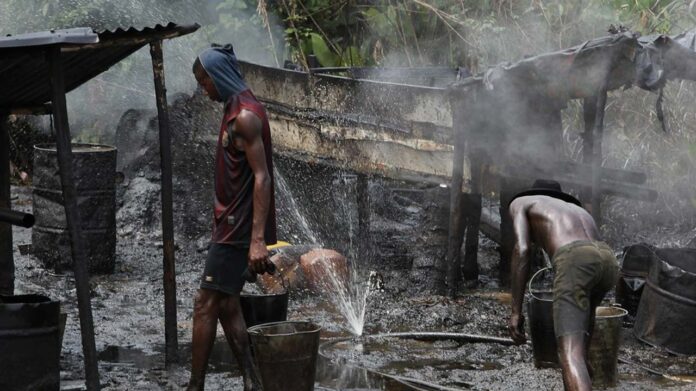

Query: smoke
<box><xmin>0</xmin><ymin>0</ymin><xmax>285</xmax><ymax>142</ymax></box>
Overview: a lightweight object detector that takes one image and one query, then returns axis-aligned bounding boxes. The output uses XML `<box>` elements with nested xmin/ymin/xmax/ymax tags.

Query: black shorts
<box><xmin>199</xmin><ymin>243</ymin><xmax>248</xmax><ymax>295</ymax></box>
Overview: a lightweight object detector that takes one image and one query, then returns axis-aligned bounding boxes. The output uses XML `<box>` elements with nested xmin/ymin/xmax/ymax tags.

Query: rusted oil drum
<box><xmin>249</xmin><ymin>321</ymin><xmax>321</xmax><ymax>391</ymax></box>
<box><xmin>240</xmin><ymin>292</ymin><xmax>289</xmax><ymax>328</ymax></box>
<box><xmin>634</xmin><ymin>248</ymin><xmax>696</xmax><ymax>355</ymax></box>
<box><xmin>32</xmin><ymin>143</ymin><xmax>117</xmax><ymax>274</ymax></box>
<box><xmin>0</xmin><ymin>294</ymin><xmax>60</xmax><ymax>390</ymax></box>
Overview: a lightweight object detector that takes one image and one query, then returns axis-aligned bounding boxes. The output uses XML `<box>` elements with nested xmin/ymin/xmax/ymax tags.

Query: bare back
<box><xmin>509</xmin><ymin>195</ymin><xmax>600</xmax><ymax>258</ymax></box>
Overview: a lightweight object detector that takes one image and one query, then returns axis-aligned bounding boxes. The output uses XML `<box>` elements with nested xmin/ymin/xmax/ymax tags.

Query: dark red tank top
<box><xmin>211</xmin><ymin>89</ymin><xmax>277</xmax><ymax>246</ymax></box>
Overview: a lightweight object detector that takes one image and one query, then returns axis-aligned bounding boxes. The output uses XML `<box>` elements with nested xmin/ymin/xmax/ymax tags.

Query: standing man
<box><xmin>507</xmin><ymin>179</ymin><xmax>618</xmax><ymax>391</ymax></box>
<box><xmin>188</xmin><ymin>45</ymin><xmax>277</xmax><ymax>391</ymax></box>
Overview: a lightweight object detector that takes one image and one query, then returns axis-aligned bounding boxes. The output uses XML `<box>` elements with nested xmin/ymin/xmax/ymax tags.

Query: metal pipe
<box><xmin>0</xmin><ymin>208</ymin><xmax>34</xmax><ymax>228</ymax></box>
<box><xmin>379</xmin><ymin>331</ymin><xmax>516</xmax><ymax>345</ymax></box>
<box><xmin>149</xmin><ymin>40</ymin><xmax>178</xmax><ymax>364</ymax></box>
<box><xmin>0</xmin><ymin>115</ymin><xmax>13</xmax><ymax>295</ymax></box>
<box><xmin>48</xmin><ymin>46</ymin><xmax>100</xmax><ymax>390</ymax></box>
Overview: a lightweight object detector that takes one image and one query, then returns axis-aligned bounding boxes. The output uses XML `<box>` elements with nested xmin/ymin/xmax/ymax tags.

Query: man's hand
<box><xmin>508</xmin><ymin>313</ymin><xmax>526</xmax><ymax>345</ymax></box>
<box><xmin>248</xmin><ymin>240</ymin><xmax>270</xmax><ymax>274</ymax></box>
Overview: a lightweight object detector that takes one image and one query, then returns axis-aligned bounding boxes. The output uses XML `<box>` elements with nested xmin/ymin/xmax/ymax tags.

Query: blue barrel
<box><xmin>0</xmin><ymin>294</ymin><xmax>60</xmax><ymax>390</ymax></box>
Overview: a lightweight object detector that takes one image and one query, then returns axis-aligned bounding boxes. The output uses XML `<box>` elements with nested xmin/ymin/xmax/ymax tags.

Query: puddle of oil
<box><xmin>328</xmin><ymin>336</ymin><xmax>503</xmax><ymax>377</ymax></box>
<box><xmin>98</xmin><ymin>339</ymin><xmax>240</xmax><ymax>374</ymax></box>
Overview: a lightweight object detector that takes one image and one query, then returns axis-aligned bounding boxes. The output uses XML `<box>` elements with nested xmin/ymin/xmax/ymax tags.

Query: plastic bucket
<box><xmin>240</xmin><ymin>292</ymin><xmax>289</xmax><ymax>328</ymax></box>
<box><xmin>588</xmin><ymin>306</ymin><xmax>627</xmax><ymax>388</ymax></box>
<box><xmin>527</xmin><ymin>268</ymin><xmax>559</xmax><ymax>368</ymax></box>
<box><xmin>0</xmin><ymin>294</ymin><xmax>61</xmax><ymax>390</ymax></box>
<box><xmin>248</xmin><ymin>321</ymin><xmax>321</xmax><ymax>391</ymax></box>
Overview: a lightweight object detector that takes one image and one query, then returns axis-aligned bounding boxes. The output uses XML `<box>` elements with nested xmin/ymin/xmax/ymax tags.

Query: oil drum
<box><xmin>32</xmin><ymin>143</ymin><xmax>117</xmax><ymax>274</ymax></box>
<box><xmin>634</xmin><ymin>248</ymin><xmax>696</xmax><ymax>355</ymax></box>
<box><xmin>0</xmin><ymin>294</ymin><xmax>60</xmax><ymax>390</ymax></box>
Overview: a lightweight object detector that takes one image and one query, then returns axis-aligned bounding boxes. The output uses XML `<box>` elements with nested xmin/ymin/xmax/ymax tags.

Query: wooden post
<box><xmin>581</xmin><ymin>96</ymin><xmax>596</xmax><ymax>206</ymax></box>
<box><xmin>591</xmin><ymin>88</ymin><xmax>609</xmax><ymax>224</ymax></box>
<box><xmin>0</xmin><ymin>115</ymin><xmax>13</xmax><ymax>295</ymax></box>
<box><xmin>444</xmin><ymin>89</ymin><xmax>468</xmax><ymax>297</ymax></box>
<box><xmin>150</xmin><ymin>40</ymin><xmax>178</xmax><ymax>364</ymax></box>
<box><xmin>461</xmin><ymin>153</ymin><xmax>482</xmax><ymax>284</ymax></box>
<box><xmin>49</xmin><ymin>46</ymin><xmax>100</xmax><ymax>390</ymax></box>
<box><xmin>498</xmin><ymin>176</ymin><xmax>528</xmax><ymax>288</ymax></box>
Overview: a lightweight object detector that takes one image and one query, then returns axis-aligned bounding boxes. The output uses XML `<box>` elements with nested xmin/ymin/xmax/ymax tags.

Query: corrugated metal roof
<box><xmin>0</xmin><ymin>23</ymin><xmax>199</xmax><ymax>109</ymax></box>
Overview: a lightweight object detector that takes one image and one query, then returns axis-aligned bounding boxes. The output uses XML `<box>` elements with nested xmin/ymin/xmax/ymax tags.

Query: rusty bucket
<box><xmin>248</xmin><ymin>321</ymin><xmax>321</xmax><ymax>391</ymax></box>
<box><xmin>588</xmin><ymin>306</ymin><xmax>627</xmax><ymax>388</ymax></box>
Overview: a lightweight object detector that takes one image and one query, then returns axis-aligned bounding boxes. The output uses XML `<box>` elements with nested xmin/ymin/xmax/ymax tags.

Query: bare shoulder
<box><xmin>509</xmin><ymin>197</ymin><xmax>531</xmax><ymax>215</ymax></box>
<box><xmin>232</xmin><ymin>109</ymin><xmax>262</xmax><ymax>138</ymax></box>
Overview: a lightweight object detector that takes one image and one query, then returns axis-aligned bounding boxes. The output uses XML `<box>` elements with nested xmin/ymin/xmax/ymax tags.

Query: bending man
<box><xmin>507</xmin><ymin>179</ymin><xmax>618</xmax><ymax>391</ymax></box>
<box><xmin>188</xmin><ymin>45</ymin><xmax>277</xmax><ymax>391</ymax></box>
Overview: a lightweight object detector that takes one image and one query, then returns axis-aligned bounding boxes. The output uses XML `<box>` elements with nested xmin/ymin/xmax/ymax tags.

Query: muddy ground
<box><xmin>9</xmin><ymin>177</ymin><xmax>696</xmax><ymax>390</ymax></box>
<box><xmin>6</xmin><ymin>93</ymin><xmax>696</xmax><ymax>390</ymax></box>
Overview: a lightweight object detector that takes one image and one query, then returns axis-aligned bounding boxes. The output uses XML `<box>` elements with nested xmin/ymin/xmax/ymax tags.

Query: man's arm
<box><xmin>508</xmin><ymin>199</ymin><xmax>532</xmax><ymax>344</ymax></box>
<box><xmin>233</xmin><ymin>109</ymin><xmax>271</xmax><ymax>274</ymax></box>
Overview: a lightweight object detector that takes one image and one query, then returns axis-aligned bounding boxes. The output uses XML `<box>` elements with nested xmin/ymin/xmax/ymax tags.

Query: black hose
<box><xmin>374</xmin><ymin>331</ymin><xmax>516</xmax><ymax>346</ymax></box>
<box><xmin>0</xmin><ymin>208</ymin><xmax>34</xmax><ymax>228</ymax></box>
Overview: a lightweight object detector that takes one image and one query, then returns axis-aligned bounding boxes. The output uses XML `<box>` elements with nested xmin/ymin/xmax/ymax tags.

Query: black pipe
<box><xmin>0</xmin><ymin>208</ymin><xmax>34</xmax><ymax>228</ymax></box>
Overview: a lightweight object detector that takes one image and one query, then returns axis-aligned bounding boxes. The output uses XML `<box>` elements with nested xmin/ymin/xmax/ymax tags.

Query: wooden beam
<box><xmin>48</xmin><ymin>46</ymin><xmax>101</xmax><ymax>390</ymax></box>
<box><xmin>591</xmin><ymin>86</ymin><xmax>609</xmax><ymax>223</ymax></box>
<box><xmin>0</xmin><ymin>115</ymin><xmax>13</xmax><ymax>295</ymax></box>
<box><xmin>444</xmin><ymin>89</ymin><xmax>469</xmax><ymax>297</ymax></box>
<box><xmin>462</xmin><ymin>153</ymin><xmax>482</xmax><ymax>284</ymax></box>
<box><xmin>150</xmin><ymin>40</ymin><xmax>178</xmax><ymax>364</ymax></box>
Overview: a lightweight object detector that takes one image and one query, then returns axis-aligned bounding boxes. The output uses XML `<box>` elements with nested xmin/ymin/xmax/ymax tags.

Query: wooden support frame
<box><xmin>150</xmin><ymin>40</ymin><xmax>179</xmax><ymax>364</ymax></box>
<box><xmin>461</xmin><ymin>154</ymin><xmax>483</xmax><ymax>283</ymax></box>
<box><xmin>48</xmin><ymin>46</ymin><xmax>101</xmax><ymax>390</ymax></box>
<box><xmin>443</xmin><ymin>88</ymin><xmax>471</xmax><ymax>297</ymax></box>
<box><xmin>0</xmin><ymin>115</ymin><xmax>13</xmax><ymax>295</ymax></box>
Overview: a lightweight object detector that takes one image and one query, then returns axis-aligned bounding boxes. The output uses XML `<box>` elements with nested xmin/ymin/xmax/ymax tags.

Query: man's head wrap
<box><xmin>198</xmin><ymin>44</ymin><xmax>248</xmax><ymax>101</ymax></box>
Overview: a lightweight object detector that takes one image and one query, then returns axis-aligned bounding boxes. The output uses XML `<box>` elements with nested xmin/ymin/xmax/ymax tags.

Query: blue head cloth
<box><xmin>198</xmin><ymin>45</ymin><xmax>248</xmax><ymax>102</ymax></box>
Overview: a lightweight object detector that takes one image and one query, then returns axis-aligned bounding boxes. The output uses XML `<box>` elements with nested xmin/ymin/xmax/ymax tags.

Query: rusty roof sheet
<box><xmin>0</xmin><ymin>23</ymin><xmax>199</xmax><ymax>109</ymax></box>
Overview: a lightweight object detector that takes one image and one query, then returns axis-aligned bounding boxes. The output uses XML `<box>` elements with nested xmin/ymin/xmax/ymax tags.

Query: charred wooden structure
<box><xmin>0</xmin><ymin>23</ymin><xmax>198</xmax><ymax>389</ymax></box>
<box><xmin>240</xmin><ymin>28</ymin><xmax>696</xmax><ymax>296</ymax></box>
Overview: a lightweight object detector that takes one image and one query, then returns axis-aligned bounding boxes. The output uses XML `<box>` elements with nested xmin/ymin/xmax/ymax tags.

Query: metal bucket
<box><xmin>634</xmin><ymin>248</ymin><xmax>696</xmax><ymax>355</ymax></box>
<box><xmin>527</xmin><ymin>268</ymin><xmax>559</xmax><ymax>368</ymax></box>
<box><xmin>32</xmin><ymin>143</ymin><xmax>117</xmax><ymax>274</ymax></box>
<box><xmin>240</xmin><ymin>291</ymin><xmax>289</xmax><ymax>328</ymax></box>
<box><xmin>248</xmin><ymin>321</ymin><xmax>321</xmax><ymax>391</ymax></box>
<box><xmin>0</xmin><ymin>294</ymin><xmax>60</xmax><ymax>390</ymax></box>
<box><xmin>528</xmin><ymin>290</ymin><xmax>559</xmax><ymax>368</ymax></box>
<box><xmin>588</xmin><ymin>306</ymin><xmax>627</xmax><ymax>388</ymax></box>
